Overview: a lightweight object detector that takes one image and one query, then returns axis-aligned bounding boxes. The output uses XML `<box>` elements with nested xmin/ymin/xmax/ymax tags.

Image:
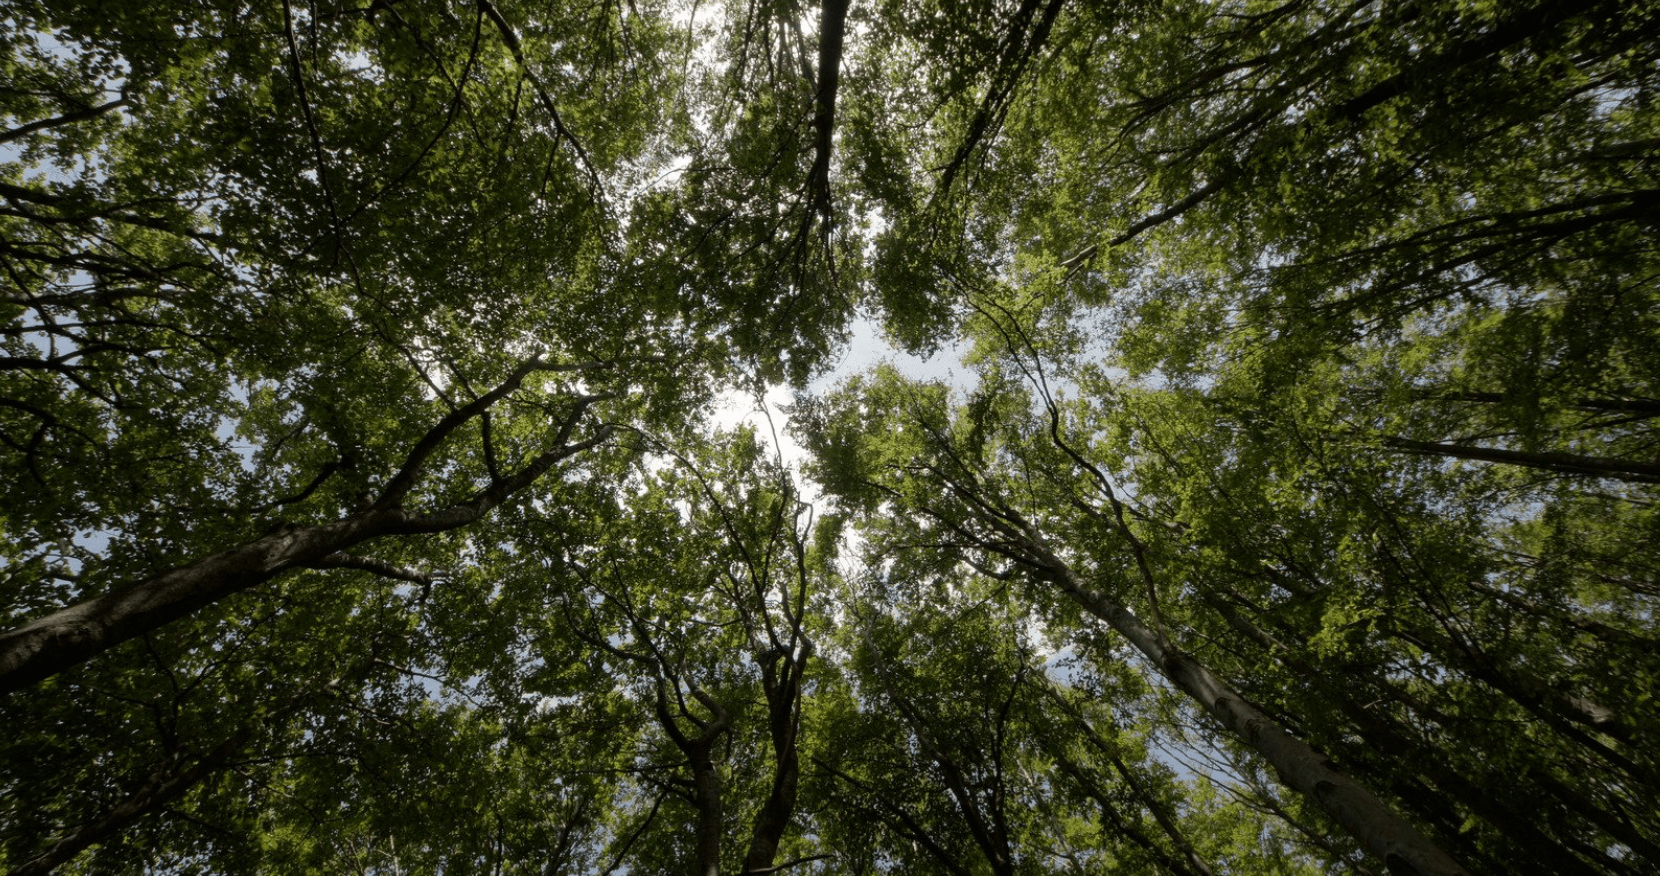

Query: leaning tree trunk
<box><xmin>1016</xmin><ymin>534</ymin><xmax>1470</xmax><ymax>876</ymax></box>
<box><xmin>1382</xmin><ymin>436</ymin><xmax>1660</xmax><ymax>483</ymax></box>
<box><xmin>0</xmin><ymin>420</ymin><xmax>610</xmax><ymax>694</ymax></box>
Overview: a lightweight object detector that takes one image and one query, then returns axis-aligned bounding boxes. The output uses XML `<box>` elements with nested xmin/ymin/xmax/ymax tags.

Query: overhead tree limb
<box><xmin>305</xmin><ymin>553</ymin><xmax>445</xmax><ymax>586</ymax></box>
<box><xmin>1381</xmin><ymin>436</ymin><xmax>1660</xmax><ymax>484</ymax></box>
<box><xmin>477</xmin><ymin>0</ymin><xmax>604</xmax><ymax>196</ymax></box>
<box><xmin>0</xmin><ymin>96</ymin><xmax>130</xmax><ymax>146</ymax></box>
<box><xmin>0</xmin><ymin>364</ymin><xmax>618</xmax><ymax>694</ymax></box>
<box><xmin>934</xmin><ymin>0</ymin><xmax>1065</xmax><ymax>199</ymax></box>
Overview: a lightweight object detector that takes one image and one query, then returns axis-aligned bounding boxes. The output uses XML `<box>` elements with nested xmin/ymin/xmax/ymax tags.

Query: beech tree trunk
<box><xmin>0</xmin><ymin>427</ymin><xmax>610</xmax><ymax>694</ymax></box>
<box><xmin>741</xmin><ymin>652</ymin><xmax>806</xmax><ymax>875</ymax></box>
<box><xmin>1206</xmin><ymin>595</ymin><xmax>1601</xmax><ymax>874</ymax></box>
<box><xmin>1019</xmin><ymin>537</ymin><xmax>1470</xmax><ymax>876</ymax></box>
<box><xmin>1383</xmin><ymin>436</ymin><xmax>1660</xmax><ymax>483</ymax></box>
<box><xmin>693</xmin><ymin>754</ymin><xmax>724</xmax><ymax>876</ymax></box>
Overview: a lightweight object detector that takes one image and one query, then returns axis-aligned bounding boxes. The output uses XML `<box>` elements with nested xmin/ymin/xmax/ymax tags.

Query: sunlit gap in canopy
<box><xmin>705</xmin><ymin>311</ymin><xmax>972</xmax><ymax>504</ymax></box>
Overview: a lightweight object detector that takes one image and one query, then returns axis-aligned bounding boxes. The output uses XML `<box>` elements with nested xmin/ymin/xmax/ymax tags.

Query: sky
<box><xmin>708</xmin><ymin>313</ymin><xmax>971</xmax><ymax>487</ymax></box>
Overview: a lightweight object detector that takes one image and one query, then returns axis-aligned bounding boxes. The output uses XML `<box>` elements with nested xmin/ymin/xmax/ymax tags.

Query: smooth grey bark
<box><xmin>0</xmin><ymin>365</ymin><xmax>613</xmax><ymax>694</ymax></box>
<box><xmin>922</xmin><ymin>486</ymin><xmax>1470</xmax><ymax>876</ymax></box>
<box><xmin>1207</xmin><ymin>594</ymin><xmax>1606</xmax><ymax>875</ymax></box>
<box><xmin>1031</xmin><ymin>549</ymin><xmax>1469</xmax><ymax>876</ymax></box>
<box><xmin>884</xmin><ymin>428</ymin><xmax>1468</xmax><ymax>873</ymax></box>
<box><xmin>894</xmin><ymin>330</ymin><xmax>1468</xmax><ymax>874</ymax></box>
<box><xmin>1382</xmin><ymin>436</ymin><xmax>1660</xmax><ymax>483</ymax></box>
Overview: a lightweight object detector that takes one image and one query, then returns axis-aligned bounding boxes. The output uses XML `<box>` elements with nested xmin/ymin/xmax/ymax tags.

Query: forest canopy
<box><xmin>2</xmin><ymin>0</ymin><xmax>1656</xmax><ymax>874</ymax></box>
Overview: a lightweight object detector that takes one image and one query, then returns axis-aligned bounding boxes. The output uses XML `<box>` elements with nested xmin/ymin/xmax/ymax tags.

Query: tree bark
<box><xmin>1382</xmin><ymin>436</ymin><xmax>1660</xmax><ymax>484</ymax></box>
<box><xmin>741</xmin><ymin>650</ymin><xmax>807</xmax><ymax>875</ymax></box>
<box><xmin>0</xmin><ymin>423</ymin><xmax>610</xmax><ymax>694</ymax></box>
<box><xmin>1207</xmin><ymin>594</ymin><xmax>1602</xmax><ymax>875</ymax></box>
<box><xmin>863</xmin><ymin>627</ymin><xmax>1015</xmax><ymax>876</ymax></box>
<box><xmin>1021</xmin><ymin>541</ymin><xmax>1469</xmax><ymax>876</ymax></box>
<box><xmin>0</xmin><ymin>97</ymin><xmax>130</xmax><ymax>146</ymax></box>
<box><xmin>805</xmin><ymin>0</ymin><xmax>851</xmax><ymax>221</ymax></box>
<box><xmin>693</xmin><ymin>754</ymin><xmax>725</xmax><ymax>876</ymax></box>
<box><xmin>1426</xmin><ymin>391</ymin><xmax>1660</xmax><ymax>417</ymax></box>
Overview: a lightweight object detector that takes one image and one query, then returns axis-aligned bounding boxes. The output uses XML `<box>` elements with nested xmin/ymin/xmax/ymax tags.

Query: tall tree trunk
<box><xmin>0</xmin><ymin>422</ymin><xmax>610</xmax><ymax>694</ymax></box>
<box><xmin>693</xmin><ymin>753</ymin><xmax>724</xmax><ymax>876</ymax></box>
<box><xmin>1382</xmin><ymin>436</ymin><xmax>1660</xmax><ymax>483</ymax></box>
<box><xmin>805</xmin><ymin>0</ymin><xmax>851</xmax><ymax>221</ymax></box>
<box><xmin>1424</xmin><ymin>390</ymin><xmax>1660</xmax><ymax>417</ymax></box>
<box><xmin>1387</xmin><ymin>623</ymin><xmax>1638</xmax><ymax>752</ymax></box>
<box><xmin>741</xmin><ymin>652</ymin><xmax>807</xmax><ymax>875</ymax></box>
<box><xmin>1206</xmin><ymin>594</ymin><xmax>1608</xmax><ymax>875</ymax></box>
<box><xmin>1016</xmin><ymin>536</ymin><xmax>1469</xmax><ymax>876</ymax></box>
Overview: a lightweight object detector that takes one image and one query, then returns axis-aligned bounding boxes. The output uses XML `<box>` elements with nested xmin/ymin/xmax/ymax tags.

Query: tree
<box><xmin>4</xmin><ymin>0</ymin><xmax>1657</xmax><ymax>874</ymax></box>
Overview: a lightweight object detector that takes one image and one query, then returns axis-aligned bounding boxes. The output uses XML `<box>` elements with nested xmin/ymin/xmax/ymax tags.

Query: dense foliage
<box><xmin>2</xmin><ymin>1</ymin><xmax>1655</xmax><ymax>874</ymax></box>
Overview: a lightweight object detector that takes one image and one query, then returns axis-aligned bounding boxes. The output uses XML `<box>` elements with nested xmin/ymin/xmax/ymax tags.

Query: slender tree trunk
<box><xmin>1245</xmin><ymin>782</ymin><xmax>1382</xmax><ymax>876</ymax></box>
<box><xmin>0</xmin><ymin>427</ymin><xmax>609</xmax><ymax>694</ymax></box>
<box><xmin>805</xmin><ymin>0</ymin><xmax>850</xmax><ymax>220</ymax></box>
<box><xmin>864</xmin><ymin>629</ymin><xmax>1015</xmax><ymax>876</ymax></box>
<box><xmin>1382</xmin><ymin>436</ymin><xmax>1660</xmax><ymax>483</ymax></box>
<box><xmin>1387</xmin><ymin>623</ymin><xmax>1635</xmax><ymax>748</ymax></box>
<box><xmin>1530</xmin><ymin>769</ymin><xmax>1660</xmax><ymax>866</ymax></box>
<box><xmin>1461</xmin><ymin>578</ymin><xmax>1656</xmax><ymax>648</ymax></box>
<box><xmin>1022</xmin><ymin>543</ymin><xmax>1469</xmax><ymax>876</ymax></box>
<box><xmin>740</xmin><ymin>751</ymin><xmax>799</xmax><ymax>876</ymax></box>
<box><xmin>816</xmin><ymin>757</ymin><xmax>975</xmax><ymax>876</ymax></box>
<box><xmin>0</xmin><ymin>97</ymin><xmax>131</xmax><ymax>146</ymax></box>
<box><xmin>1425</xmin><ymin>390</ymin><xmax>1660</xmax><ymax>417</ymax></box>
<box><xmin>1207</xmin><ymin>595</ymin><xmax>1605</xmax><ymax>875</ymax></box>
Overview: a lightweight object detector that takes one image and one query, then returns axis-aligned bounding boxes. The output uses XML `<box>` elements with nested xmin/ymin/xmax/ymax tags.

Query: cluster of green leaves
<box><xmin>4</xmin><ymin>0</ymin><xmax>1657</xmax><ymax>874</ymax></box>
<box><xmin>800</xmin><ymin>0</ymin><xmax>1658</xmax><ymax>873</ymax></box>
